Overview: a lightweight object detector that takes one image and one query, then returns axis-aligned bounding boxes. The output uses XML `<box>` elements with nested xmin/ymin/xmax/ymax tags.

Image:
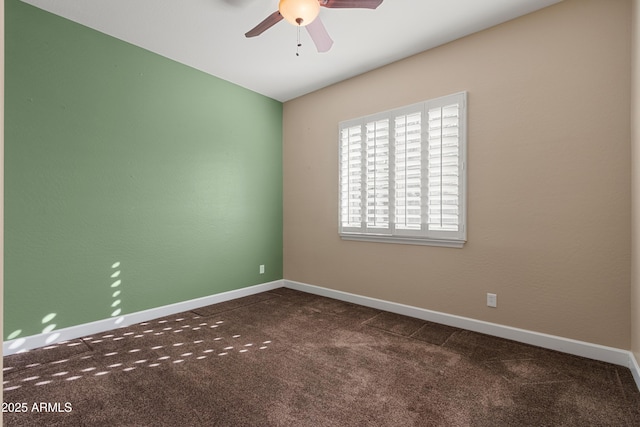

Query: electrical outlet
<box><xmin>487</xmin><ymin>293</ymin><xmax>497</xmax><ymax>308</ymax></box>
<box><xmin>259</xmin><ymin>265</ymin><xmax>265</xmax><ymax>274</ymax></box>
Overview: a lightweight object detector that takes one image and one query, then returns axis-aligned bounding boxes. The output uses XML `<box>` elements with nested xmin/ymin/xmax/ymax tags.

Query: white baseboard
<box><xmin>3</xmin><ymin>280</ymin><xmax>285</xmax><ymax>356</ymax></box>
<box><xmin>630</xmin><ymin>352</ymin><xmax>640</xmax><ymax>390</ymax></box>
<box><xmin>284</xmin><ymin>279</ymin><xmax>640</xmax><ymax>389</ymax></box>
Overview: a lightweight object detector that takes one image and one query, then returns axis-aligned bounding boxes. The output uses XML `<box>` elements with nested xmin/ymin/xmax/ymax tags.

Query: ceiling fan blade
<box><xmin>320</xmin><ymin>0</ymin><xmax>383</xmax><ymax>9</ymax></box>
<box><xmin>306</xmin><ymin>17</ymin><xmax>334</xmax><ymax>53</ymax></box>
<box><xmin>245</xmin><ymin>11</ymin><xmax>283</xmax><ymax>38</ymax></box>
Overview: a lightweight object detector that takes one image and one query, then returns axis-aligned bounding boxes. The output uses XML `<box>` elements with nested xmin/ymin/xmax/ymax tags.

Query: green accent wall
<box><xmin>4</xmin><ymin>0</ymin><xmax>283</xmax><ymax>339</ymax></box>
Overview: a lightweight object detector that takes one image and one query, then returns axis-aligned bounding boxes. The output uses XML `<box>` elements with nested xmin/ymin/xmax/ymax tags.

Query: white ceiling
<box><xmin>21</xmin><ymin>0</ymin><xmax>561</xmax><ymax>102</ymax></box>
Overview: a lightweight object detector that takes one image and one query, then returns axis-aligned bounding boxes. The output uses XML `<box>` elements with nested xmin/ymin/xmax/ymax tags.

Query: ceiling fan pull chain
<box><xmin>296</xmin><ymin>25</ymin><xmax>302</xmax><ymax>56</ymax></box>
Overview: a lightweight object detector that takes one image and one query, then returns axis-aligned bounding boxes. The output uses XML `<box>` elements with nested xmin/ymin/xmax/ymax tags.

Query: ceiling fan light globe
<box><xmin>279</xmin><ymin>0</ymin><xmax>320</xmax><ymax>26</ymax></box>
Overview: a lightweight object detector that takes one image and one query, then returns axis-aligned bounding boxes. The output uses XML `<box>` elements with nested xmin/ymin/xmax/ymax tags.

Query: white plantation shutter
<box><xmin>366</xmin><ymin>119</ymin><xmax>390</xmax><ymax>230</ymax></box>
<box><xmin>394</xmin><ymin>111</ymin><xmax>422</xmax><ymax>231</ymax></box>
<box><xmin>339</xmin><ymin>92</ymin><xmax>466</xmax><ymax>247</ymax></box>
<box><xmin>427</xmin><ymin>100</ymin><xmax>461</xmax><ymax>234</ymax></box>
<box><xmin>340</xmin><ymin>125</ymin><xmax>364</xmax><ymax>231</ymax></box>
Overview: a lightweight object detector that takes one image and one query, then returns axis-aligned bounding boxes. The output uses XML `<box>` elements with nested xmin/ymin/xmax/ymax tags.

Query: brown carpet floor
<box><xmin>3</xmin><ymin>288</ymin><xmax>640</xmax><ymax>426</ymax></box>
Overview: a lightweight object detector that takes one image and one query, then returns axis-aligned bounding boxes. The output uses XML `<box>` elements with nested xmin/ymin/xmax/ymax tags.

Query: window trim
<box><xmin>338</xmin><ymin>92</ymin><xmax>467</xmax><ymax>248</ymax></box>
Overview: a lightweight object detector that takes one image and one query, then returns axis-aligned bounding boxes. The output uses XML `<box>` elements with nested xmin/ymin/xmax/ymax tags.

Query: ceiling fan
<box><xmin>245</xmin><ymin>0</ymin><xmax>383</xmax><ymax>53</ymax></box>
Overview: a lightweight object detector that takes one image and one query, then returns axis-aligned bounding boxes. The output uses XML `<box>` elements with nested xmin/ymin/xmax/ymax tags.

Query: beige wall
<box><xmin>283</xmin><ymin>0</ymin><xmax>632</xmax><ymax>349</ymax></box>
<box><xmin>1</xmin><ymin>0</ymin><xmax>5</xmax><ymax>418</ymax></box>
<box><xmin>632</xmin><ymin>0</ymin><xmax>640</xmax><ymax>360</ymax></box>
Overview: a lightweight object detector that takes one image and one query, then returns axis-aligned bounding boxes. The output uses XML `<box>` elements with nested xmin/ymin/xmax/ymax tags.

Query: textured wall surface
<box><xmin>283</xmin><ymin>0</ymin><xmax>632</xmax><ymax>348</ymax></box>
<box><xmin>5</xmin><ymin>0</ymin><xmax>283</xmax><ymax>339</ymax></box>
<box><xmin>632</xmin><ymin>0</ymin><xmax>640</xmax><ymax>361</ymax></box>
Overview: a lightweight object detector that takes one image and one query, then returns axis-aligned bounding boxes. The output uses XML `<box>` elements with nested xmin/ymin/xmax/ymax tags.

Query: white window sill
<box><xmin>339</xmin><ymin>234</ymin><xmax>466</xmax><ymax>248</ymax></box>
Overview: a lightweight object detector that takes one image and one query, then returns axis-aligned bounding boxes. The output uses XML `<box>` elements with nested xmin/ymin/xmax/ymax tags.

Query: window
<box><xmin>339</xmin><ymin>92</ymin><xmax>467</xmax><ymax>248</ymax></box>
